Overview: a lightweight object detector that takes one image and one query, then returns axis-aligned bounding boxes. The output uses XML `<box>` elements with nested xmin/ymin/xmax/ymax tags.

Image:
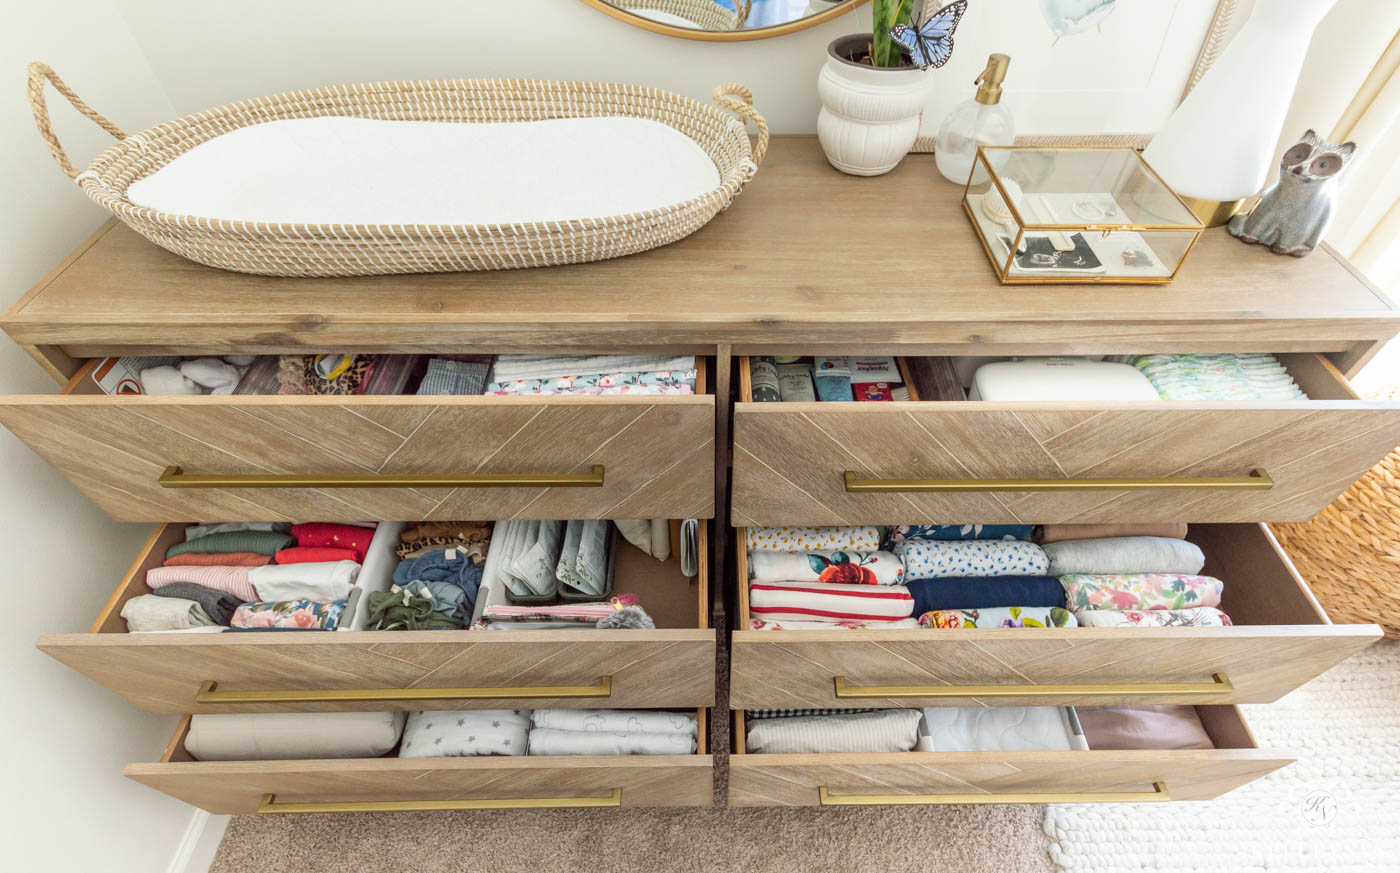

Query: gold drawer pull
<box><xmin>195</xmin><ymin>677</ymin><xmax>613</xmax><ymax>704</ymax></box>
<box><xmin>843</xmin><ymin>468</ymin><xmax>1272</xmax><ymax>493</ymax></box>
<box><xmin>258</xmin><ymin>788</ymin><xmax>622</xmax><ymax>814</ymax></box>
<box><xmin>159</xmin><ymin>464</ymin><xmax>605</xmax><ymax>489</ymax></box>
<box><xmin>833</xmin><ymin>673</ymin><xmax>1233</xmax><ymax>698</ymax></box>
<box><xmin>818</xmin><ymin>782</ymin><xmax>1169</xmax><ymax>806</ymax></box>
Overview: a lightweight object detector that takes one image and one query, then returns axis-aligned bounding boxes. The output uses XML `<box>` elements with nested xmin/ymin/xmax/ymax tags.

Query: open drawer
<box><xmin>128</xmin><ymin>709</ymin><xmax>713</xmax><ymax>813</ymax></box>
<box><xmin>730</xmin><ymin>523</ymin><xmax>1379</xmax><ymax>709</ymax></box>
<box><xmin>728</xmin><ymin>707</ymin><xmax>1289</xmax><ymax>806</ymax></box>
<box><xmin>731</xmin><ymin>354</ymin><xmax>1400</xmax><ymax>525</ymax></box>
<box><xmin>39</xmin><ymin>520</ymin><xmax>714</xmax><ymax>713</ymax></box>
<box><xmin>0</xmin><ymin>358</ymin><xmax>714</xmax><ymax>522</ymax></box>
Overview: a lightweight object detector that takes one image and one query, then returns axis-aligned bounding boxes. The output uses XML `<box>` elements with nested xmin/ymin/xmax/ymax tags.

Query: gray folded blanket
<box><xmin>1043</xmin><ymin>536</ymin><xmax>1205</xmax><ymax>577</ymax></box>
<box><xmin>152</xmin><ymin>581</ymin><xmax>244</xmax><ymax>625</ymax></box>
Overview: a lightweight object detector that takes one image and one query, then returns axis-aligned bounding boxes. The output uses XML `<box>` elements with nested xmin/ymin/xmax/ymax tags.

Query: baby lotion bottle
<box><xmin>934</xmin><ymin>53</ymin><xmax>1014</xmax><ymax>185</ymax></box>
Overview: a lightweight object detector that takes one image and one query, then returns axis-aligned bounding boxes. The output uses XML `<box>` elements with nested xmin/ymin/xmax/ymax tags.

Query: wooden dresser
<box><xmin>5</xmin><ymin>136</ymin><xmax>1398</xmax><ymax>812</ymax></box>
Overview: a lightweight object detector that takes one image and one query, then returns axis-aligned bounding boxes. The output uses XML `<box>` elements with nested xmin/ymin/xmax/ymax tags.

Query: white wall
<box><xmin>1</xmin><ymin>3</ymin><xmax>207</xmax><ymax>872</ymax></box>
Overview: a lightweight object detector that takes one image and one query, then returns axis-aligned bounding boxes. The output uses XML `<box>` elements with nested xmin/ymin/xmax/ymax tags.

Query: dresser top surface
<box><xmin>7</xmin><ymin>136</ymin><xmax>1398</xmax><ymax>355</ymax></box>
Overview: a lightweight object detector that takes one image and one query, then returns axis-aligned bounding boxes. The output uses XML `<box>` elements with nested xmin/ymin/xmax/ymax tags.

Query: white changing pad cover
<box><xmin>127</xmin><ymin>116</ymin><xmax>723</xmax><ymax>225</ymax></box>
<box><xmin>917</xmin><ymin>706</ymin><xmax>1082</xmax><ymax>752</ymax></box>
<box><xmin>184</xmin><ymin>711</ymin><xmax>406</xmax><ymax>761</ymax></box>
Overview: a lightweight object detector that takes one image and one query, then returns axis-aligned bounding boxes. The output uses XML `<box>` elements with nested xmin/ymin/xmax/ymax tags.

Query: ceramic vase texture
<box><xmin>1142</xmin><ymin>0</ymin><xmax>1340</xmax><ymax>222</ymax></box>
<box><xmin>818</xmin><ymin>34</ymin><xmax>934</xmax><ymax>176</ymax></box>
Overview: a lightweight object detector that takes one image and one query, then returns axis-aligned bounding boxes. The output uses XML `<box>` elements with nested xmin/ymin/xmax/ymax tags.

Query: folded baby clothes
<box><xmin>290</xmin><ymin>522</ymin><xmax>374</xmax><ymax>563</ymax></box>
<box><xmin>396</xmin><ymin>521</ymin><xmax>492</xmax><ymax>561</ymax></box>
<box><xmin>121</xmin><ymin>594</ymin><xmax>217</xmax><ymax>632</ymax></box>
<box><xmin>416</xmin><ymin>358</ymin><xmax>489</xmax><ymax>395</ymax></box>
<box><xmin>140</xmin><ymin>365</ymin><xmax>199</xmax><ymax>395</ymax></box>
<box><xmin>1036</xmin><ymin>523</ymin><xmax>1188</xmax><ymax>544</ymax></box>
<box><xmin>747</xmin><ymin>709</ymin><xmax>879</xmax><ymax>719</ymax></box>
<box><xmin>745</xmin><ymin>526</ymin><xmax>882</xmax><ymax>553</ymax></box>
<box><xmin>180</xmin><ymin>357</ymin><xmax>243</xmax><ymax>394</ymax></box>
<box><xmin>1061</xmin><ymin>574</ymin><xmax>1223</xmax><ymax>611</ymax></box>
<box><xmin>749</xmin><ymin>580</ymin><xmax>915</xmax><ymax>623</ymax></box>
<box><xmin>366</xmin><ymin>586</ymin><xmax>464</xmax><ymax>630</ymax></box>
<box><xmin>907</xmin><ymin>576</ymin><xmax>1065</xmax><ymax>614</ymax></box>
<box><xmin>151</xmin><ymin>581</ymin><xmax>243</xmax><ymax>625</ymax></box>
<box><xmin>917</xmin><ymin>706</ymin><xmax>1083</xmax><ymax>752</ymax></box>
<box><xmin>527</xmin><ymin>729</ymin><xmax>696</xmax><ymax>756</ymax></box>
<box><xmin>1074</xmin><ymin>607</ymin><xmax>1232</xmax><ymax>627</ymax></box>
<box><xmin>163</xmin><ymin>551</ymin><xmax>272</xmax><ymax>568</ymax></box>
<box><xmin>747</xmin><ymin>549</ymin><xmax>905</xmax><ymax>586</ymax></box>
<box><xmin>614</xmin><ymin>519</ymin><xmax>671</xmax><ymax>561</ymax></box>
<box><xmin>531</xmin><ymin>709</ymin><xmax>697</xmax><ymax>736</ymax></box>
<box><xmin>184</xmin><ymin>521</ymin><xmax>292</xmax><ymax>541</ymax></box>
<box><xmin>232</xmin><ymin>598</ymin><xmax>348</xmax><ymax>630</ymax></box>
<box><xmin>394</xmin><ymin>546</ymin><xmax>484</xmax><ymax>608</ymax></box>
<box><xmin>249</xmin><ymin>560</ymin><xmax>360</xmax><ymax>601</ymax></box>
<box><xmin>490</xmin><ymin>355</ymin><xmax>695</xmax><ymax>384</ymax></box>
<box><xmin>399</xmin><ymin>709</ymin><xmax>531</xmax><ymax>758</ymax></box>
<box><xmin>555</xmin><ymin>520</ymin><xmax>611</xmax><ymax>597</ymax></box>
<box><xmin>1043</xmin><ymin>536</ymin><xmax>1205</xmax><ymax>577</ymax></box>
<box><xmin>919</xmin><ymin>606</ymin><xmax>1076</xmax><ymax>629</ymax></box>
<box><xmin>167</xmin><ymin>531</ymin><xmax>295</xmax><ymax>559</ymax></box>
<box><xmin>275</xmin><ymin>546</ymin><xmax>358</xmax><ymax>564</ymax></box>
<box><xmin>147</xmin><ymin>565</ymin><xmax>258</xmax><ymax>602</ymax></box>
<box><xmin>746</xmin><ymin>709</ymin><xmax>923</xmax><ymax>754</ymax></box>
<box><xmin>749</xmin><ymin>617</ymin><xmax>924</xmax><ymax>631</ymax></box>
<box><xmin>897</xmin><ymin>539</ymin><xmax>1050</xmax><ymax>580</ymax></box>
<box><xmin>184</xmin><ymin>711</ymin><xmax>406</xmax><ymax>761</ymax></box>
<box><xmin>1076</xmin><ymin>705</ymin><xmax>1214</xmax><ymax>750</ymax></box>
<box><xmin>401</xmin><ymin>580</ymin><xmax>470</xmax><ymax>620</ymax></box>
<box><xmin>886</xmin><ymin>524</ymin><xmax>1034</xmax><ymax>547</ymax></box>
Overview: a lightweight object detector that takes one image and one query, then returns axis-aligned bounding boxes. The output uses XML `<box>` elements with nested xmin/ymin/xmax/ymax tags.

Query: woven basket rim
<box><xmin>75</xmin><ymin>77</ymin><xmax>758</xmax><ymax>236</ymax></box>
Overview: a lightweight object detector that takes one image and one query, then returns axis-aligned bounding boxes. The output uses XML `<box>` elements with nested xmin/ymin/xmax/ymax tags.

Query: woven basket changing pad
<box><xmin>27</xmin><ymin>63</ymin><xmax>768</xmax><ymax>277</ymax></box>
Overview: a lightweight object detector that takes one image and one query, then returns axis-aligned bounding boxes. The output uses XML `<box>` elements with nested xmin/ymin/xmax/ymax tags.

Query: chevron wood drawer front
<box><xmin>128</xmin><ymin>712</ymin><xmax>714</xmax><ymax>814</ymax></box>
<box><xmin>728</xmin><ymin>707</ymin><xmax>1288</xmax><ymax>806</ymax></box>
<box><xmin>0</xmin><ymin>360</ymin><xmax>715</xmax><ymax>523</ymax></box>
<box><xmin>731</xmin><ymin>354</ymin><xmax>1400</xmax><ymax>526</ymax></box>
<box><xmin>730</xmin><ymin>523</ymin><xmax>1381</xmax><ymax>709</ymax></box>
<box><xmin>41</xmin><ymin>521</ymin><xmax>715</xmax><ymax>713</ymax></box>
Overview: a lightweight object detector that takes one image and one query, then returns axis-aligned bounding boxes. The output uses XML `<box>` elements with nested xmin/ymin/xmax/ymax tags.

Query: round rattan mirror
<box><xmin>579</xmin><ymin>0</ymin><xmax>868</xmax><ymax>40</ymax></box>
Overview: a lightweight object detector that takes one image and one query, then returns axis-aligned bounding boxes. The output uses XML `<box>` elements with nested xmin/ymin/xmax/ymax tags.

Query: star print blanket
<box><xmin>398</xmin><ymin>709</ymin><xmax>531</xmax><ymax>757</ymax></box>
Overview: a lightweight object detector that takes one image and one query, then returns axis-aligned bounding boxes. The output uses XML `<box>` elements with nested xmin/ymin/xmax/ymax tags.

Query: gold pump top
<box><xmin>975</xmin><ymin>53</ymin><xmax>1010</xmax><ymax>105</ymax></box>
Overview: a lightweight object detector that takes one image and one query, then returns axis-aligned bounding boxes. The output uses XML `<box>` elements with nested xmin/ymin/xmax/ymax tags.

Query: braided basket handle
<box><xmin>27</xmin><ymin>62</ymin><xmax>126</xmax><ymax>180</ymax></box>
<box><xmin>713</xmin><ymin>83</ymin><xmax>769</xmax><ymax>167</ymax></box>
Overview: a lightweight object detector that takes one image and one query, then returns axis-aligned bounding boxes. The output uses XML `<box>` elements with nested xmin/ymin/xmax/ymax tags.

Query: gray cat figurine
<box><xmin>1227</xmin><ymin>129</ymin><xmax>1356</xmax><ymax>257</ymax></box>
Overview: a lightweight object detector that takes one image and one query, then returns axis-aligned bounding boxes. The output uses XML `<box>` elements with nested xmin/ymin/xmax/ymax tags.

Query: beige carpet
<box><xmin>209</xmin><ymin>615</ymin><xmax>1052</xmax><ymax>873</ymax></box>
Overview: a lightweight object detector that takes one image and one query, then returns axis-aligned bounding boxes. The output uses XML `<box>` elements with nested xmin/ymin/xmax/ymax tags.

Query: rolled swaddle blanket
<box><xmin>907</xmin><ymin>576</ymin><xmax>1064</xmax><ymax>614</ymax></box>
<box><xmin>1061</xmin><ymin>574</ymin><xmax>1223</xmax><ymax>611</ymax></box>
<box><xmin>897</xmin><ymin>539</ymin><xmax>1049</xmax><ymax>580</ymax></box>
<box><xmin>748</xmin><ymin>549</ymin><xmax>905</xmax><ymax>585</ymax></box>
<box><xmin>1074</xmin><ymin>607</ymin><xmax>1231</xmax><ymax>627</ymax></box>
<box><xmin>1043</xmin><ymin>536</ymin><xmax>1205</xmax><ymax>577</ymax></box>
<box><xmin>919</xmin><ymin>606</ymin><xmax>1076</xmax><ymax>629</ymax></box>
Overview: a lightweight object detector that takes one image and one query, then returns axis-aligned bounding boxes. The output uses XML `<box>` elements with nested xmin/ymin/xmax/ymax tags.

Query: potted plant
<box><xmin>817</xmin><ymin>0</ymin><xmax>948</xmax><ymax>176</ymax></box>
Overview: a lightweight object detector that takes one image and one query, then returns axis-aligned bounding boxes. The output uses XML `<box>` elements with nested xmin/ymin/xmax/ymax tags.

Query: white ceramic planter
<box><xmin>817</xmin><ymin>34</ymin><xmax>933</xmax><ymax>176</ymax></box>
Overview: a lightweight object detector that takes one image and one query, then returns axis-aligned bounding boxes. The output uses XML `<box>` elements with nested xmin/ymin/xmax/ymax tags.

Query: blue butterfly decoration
<box><xmin>890</xmin><ymin>0</ymin><xmax>968</xmax><ymax>70</ymax></box>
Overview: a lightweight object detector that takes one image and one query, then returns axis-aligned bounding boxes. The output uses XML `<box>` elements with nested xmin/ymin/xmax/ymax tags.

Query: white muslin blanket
<box><xmin>531</xmin><ymin>709</ymin><xmax>697</xmax><ymax>736</ymax></box>
<box><xmin>249</xmin><ymin>560</ymin><xmax>360</xmax><ymax>602</ymax></box>
<box><xmin>527</xmin><ymin>729</ymin><xmax>696</xmax><ymax>756</ymax></box>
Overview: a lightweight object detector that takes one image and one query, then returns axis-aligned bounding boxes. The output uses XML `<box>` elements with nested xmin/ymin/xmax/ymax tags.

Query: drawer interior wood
<box><xmin>728</xmin><ymin>706</ymin><xmax>1293</xmax><ymax>806</ymax></box>
<box><xmin>730</xmin><ymin>523</ymin><xmax>1381</xmax><ymax>708</ymax></box>
<box><xmin>127</xmin><ymin>709</ymin><xmax>714</xmax><ymax>813</ymax></box>
<box><xmin>731</xmin><ymin>353</ymin><xmax>1400</xmax><ymax>525</ymax></box>
<box><xmin>39</xmin><ymin>520</ymin><xmax>716</xmax><ymax>713</ymax></box>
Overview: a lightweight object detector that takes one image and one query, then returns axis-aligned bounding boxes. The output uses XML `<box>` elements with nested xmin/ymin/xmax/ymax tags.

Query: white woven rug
<box><xmin>1044</xmin><ymin>640</ymin><xmax>1400</xmax><ymax>872</ymax></box>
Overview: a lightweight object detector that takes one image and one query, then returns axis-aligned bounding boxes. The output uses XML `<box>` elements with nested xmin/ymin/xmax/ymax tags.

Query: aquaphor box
<box><xmin>969</xmin><ymin>357</ymin><xmax>1159</xmax><ymax>402</ymax></box>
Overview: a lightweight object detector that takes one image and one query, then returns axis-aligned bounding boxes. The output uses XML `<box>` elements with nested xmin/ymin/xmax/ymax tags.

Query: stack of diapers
<box><xmin>527</xmin><ymin>709</ymin><xmax>698</xmax><ymax>756</ymax></box>
<box><xmin>1110</xmin><ymin>354</ymin><xmax>1307</xmax><ymax>401</ymax></box>
<box><xmin>1045</xmin><ymin>529</ymin><xmax>1231</xmax><ymax>626</ymax></box>
<box><xmin>130</xmin><ymin>521</ymin><xmax>376</xmax><ymax>633</ymax></box>
<box><xmin>399</xmin><ymin>709</ymin><xmax>532</xmax><ymax>757</ymax></box>
<box><xmin>184</xmin><ymin>711</ymin><xmax>406</xmax><ymax>761</ymax></box>
<box><xmin>916</xmin><ymin>707</ymin><xmax>1088</xmax><ymax>751</ymax></box>
<box><xmin>747</xmin><ymin>526</ymin><xmax>916</xmax><ymax>629</ymax></box>
<box><xmin>746</xmin><ymin>709</ymin><xmax>923</xmax><ymax>754</ymax></box>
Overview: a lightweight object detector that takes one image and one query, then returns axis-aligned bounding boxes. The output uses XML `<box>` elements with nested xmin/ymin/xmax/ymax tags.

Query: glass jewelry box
<box><xmin>962</xmin><ymin>146</ymin><xmax>1204</xmax><ymax>284</ymax></box>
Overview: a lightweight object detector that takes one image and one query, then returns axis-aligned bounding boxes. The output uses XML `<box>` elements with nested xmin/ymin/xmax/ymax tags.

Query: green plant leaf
<box><xmin>808</xmin><ymin>554</ymin><xmax>833</xmax><ymax>575</ymax></box>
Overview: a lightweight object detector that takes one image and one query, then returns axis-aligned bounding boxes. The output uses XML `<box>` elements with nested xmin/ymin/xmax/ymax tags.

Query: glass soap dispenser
<box><xmin>934</xmin><ymin>53</ymin><xmax>1015</xmax><ymax>185</ymax></box>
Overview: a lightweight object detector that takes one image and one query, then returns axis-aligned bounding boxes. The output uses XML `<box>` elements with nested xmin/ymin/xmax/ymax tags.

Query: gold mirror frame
<box><xmin>578</xmin><ymin>0</ymin><xmax>869</xmax><ymax>41</ymax></box>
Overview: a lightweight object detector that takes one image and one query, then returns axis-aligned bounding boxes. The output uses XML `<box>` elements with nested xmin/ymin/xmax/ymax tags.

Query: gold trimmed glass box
<box><xmin>962</xmin><ymin>146</ymin><xmax>1204</xmax><ymax>284</ymax></box>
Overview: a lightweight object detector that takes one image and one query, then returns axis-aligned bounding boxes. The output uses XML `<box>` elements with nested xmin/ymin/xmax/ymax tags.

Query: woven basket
<box><xmin>615</xmin><ymin>0</ymin><xmax>753</xmax><ymax>30</ymax></box>
<box><xmin>1272</xmin><ymin>384</ymin><xmax>1400</xmax><ymax>637</ymax></box>
<box><xmin>27</xmin><ymin>63</ymin><xmax>769</xmax><ymax>277</ymax></box>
